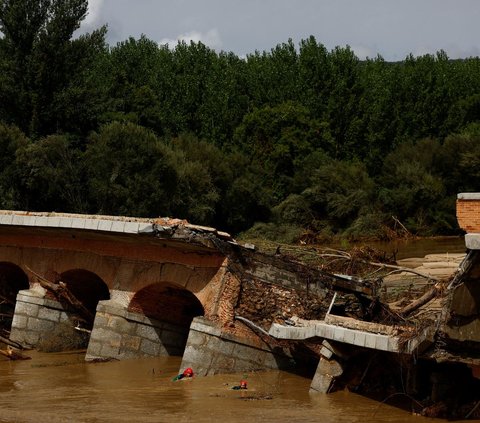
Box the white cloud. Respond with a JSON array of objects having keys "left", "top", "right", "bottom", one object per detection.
[
  {"left": 84, "top": 0, "right": 104, "bottom": 27},
  {"left": 351, "top": 45, "right": 377, "bottom": 60},
  {"left": 159, "top": 29, "right": 222, "bottom": 50}
]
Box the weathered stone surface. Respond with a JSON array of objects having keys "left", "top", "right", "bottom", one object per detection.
[
  {"left": 310, "top": 357, "right": 344, "bottom": 393},
  {"left": 14, "top": 301, "right": 40, "bottom": 317},
  {"left": 140, "top": 338, "right": 167, "bottom": 356},
  {"left": 27, "top": 317, "right": 55, "bottom": 332},
  {"left": 37, "top": 307, "right": 61, "bottom": 322},
  {"left": 11, "top": 314, "right": 27, "bottom": 329},
  {"left": 136, "top": 324, "right": 161, "bottom": 342}
]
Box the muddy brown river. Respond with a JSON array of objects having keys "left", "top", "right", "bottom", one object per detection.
[
  {"left": 0, "top": 237, "right": 469, "bottom": 423},
  {"left": 0, "top": 350, "right": 462, "bottom": 423}
]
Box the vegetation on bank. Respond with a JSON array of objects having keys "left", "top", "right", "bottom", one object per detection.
[{"left": 0, "top": 1, "right": 479, "bottom": 243}]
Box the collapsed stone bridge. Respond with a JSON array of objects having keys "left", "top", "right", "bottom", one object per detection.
[{"left": 0, "top": 210, "right": 339, "bottom": 374}]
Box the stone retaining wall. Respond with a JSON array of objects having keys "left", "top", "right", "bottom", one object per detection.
[
  {"left": 179, "top": 317, "right": 294, "bottom": 376},
  {"left": 85, "top": 300, "right": 189, "bottom": 361},
  {"left": 10, "top": 289, "right": 76, "bottom": 348}
]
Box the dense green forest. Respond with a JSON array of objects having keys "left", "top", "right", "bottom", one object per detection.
[{"left": 0, "top": 0, "right": 479, "bottom": 242}]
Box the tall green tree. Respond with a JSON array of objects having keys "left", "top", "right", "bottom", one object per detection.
[{"left": 0, "top": 0, "right": 106, "bottom": 136}]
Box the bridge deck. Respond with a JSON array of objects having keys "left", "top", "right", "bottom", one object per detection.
[{"left": 269, "top": 315, "right": 433, "bottom": 354}]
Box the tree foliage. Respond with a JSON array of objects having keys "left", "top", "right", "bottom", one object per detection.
[{"left": 0, "top": 4, "right": 480, "bottom": 240}]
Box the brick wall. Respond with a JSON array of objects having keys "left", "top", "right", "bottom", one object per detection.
[{"left": 457, "top": 193, "right": 480, "bottom": 233}]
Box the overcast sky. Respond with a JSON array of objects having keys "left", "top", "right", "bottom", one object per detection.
[{"left": 81, "top": 0, "right": 480, "bottom": 61}]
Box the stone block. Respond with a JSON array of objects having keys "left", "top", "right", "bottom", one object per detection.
[
  {"left": 374, "top": 334, "right": 389, "bottom": 351},
  {"left": 86, "top": 340, "right": 102, "bottom": 357},
  {"left": 90, "top": 327, "right": 121, "bottom": 345},
  {"left": 123, "top": 222, "right": 140, "bottom": 234},
  {"left": 343, "top": 328, "right": 355, "bottom": 345},
  {"left": 100, "top": 343, "right": 120, "bottom": 358},
  {"left": 11, "top": 314, "right": 28, "bottom": 329},
  {"left": 310, "top": 357, "right": 344, "bottom": 394},
  {"left": 97, "top": 220, "right": 113, "bottom": 232},
  {"left": 12, "top": 215, "right": 25, "bottom": 226},
  {"left": 353, "top": 331, "right": 366, "bottom": 348},
  {"left": 111, "top": 221, "right": 126, "bottom": 233},
  {"left": 365, "top": 333, "right": 377, "bottom": 349},
  {"left": 84, "top": 219, "right": 100, "bottom": 230},
  {"left": 35, "top": 216, "right": 49, "bottom": 227},
  {"left": 209, "top": 356, "right": 236, "bottom": 373},
  {"left": 140, "top": 338, "right": 166, "bottom": 356},
  {"left": 181, "top": 345, "right": 213, "bottom": 373},
  {"left": 27, "top": 317, "right": 55, "bottom": 332},
  {"left": 22, "top": 331, "right": 40, "bottom": 347},
  {"left": 184, "top": 330, "right": 207, "bottom": 347},
  {"left": 117, "top": 349, "right": 143, "bottom": 360},
  {"left": 14, "top": 301, "right": 40, "bottom": 317},
  {"left": 38, "top": 307, "right": 61, "bottom": 322},
  {"left": 69, "top": 218, "right": 85, "bottom": 229},
  {"left": 320, "top": 346, "right": 333, "bottom": 359},
  {"left": 120, "top": 334, "right": 141, "bottom": 351},
  {"left": 0, "top": 214, "right": 13, "bottom": 225},
  {"left": 206, "top": 336, "right": 235, "bottom": 356},
  {"left": 137, "top": 223, "right": 154, "bottom": 233},
  {"left": 136, "top": 324, "right": 161, "bottom": 342},
  {"left": 91, "top": 314, "right": 108, "bottom": 329},
  {"left": 190, "top": 318, "right": 222, "bottom": 337},
  {"left": 107, "top": 315, "right": 136, "bottom": 335},
  {"left": 47, "top": 217, "right": 61, "bottom": 227},
  {"left": 58, "top": 218, "right": 74, "bottom": 228}
]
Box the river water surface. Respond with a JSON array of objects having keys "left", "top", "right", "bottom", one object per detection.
[
  {"left": 0, "top": 237, "right": 470, "bottom": 423},
  {"left": 0, "top": 351, "right": 452, "bottom": 423}
]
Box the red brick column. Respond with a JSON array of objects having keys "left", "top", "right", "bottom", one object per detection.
[{"left": 457, "top": 193, "right": 480, "bottom": 233}]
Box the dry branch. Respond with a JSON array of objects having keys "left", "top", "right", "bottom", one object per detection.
[
  {"left": 399, "top": 284, "right": 442, "bottom": 317},
  {"left": 0, "top": 334, "right": 25, "bottom": 350},
  {"left": 0, "top": 346, "right": 30, "bottom": 360},
  {"left": 25, "top": 266, "right": 94, "bottom": 324}
]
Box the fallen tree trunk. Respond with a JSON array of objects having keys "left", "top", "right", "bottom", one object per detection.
[{"left": 399, "top": 284, "right": 441, "bottom": 317}]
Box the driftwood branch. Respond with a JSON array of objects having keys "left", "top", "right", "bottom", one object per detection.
[
  {"left": 0, "top": 334, "right": 25, "bottom": 350},
  {"left": 0, "top": 346, "right": 31, "bottom": 360},
  {"left": 25, "top": 266, "right": 94, "bottom": 324},
  {"left": 317, "top": 252, "right": 439, "bottom": 281},
  {"left": 0, "top": 293, "right": 15, "bottom": 306},
  {"left": 399, "top": 284, "right": 442, "bottom": 317}
]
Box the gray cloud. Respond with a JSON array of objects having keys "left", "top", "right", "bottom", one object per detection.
[{"left": 78, "top": 0, "right": 480, "bottom": 60}]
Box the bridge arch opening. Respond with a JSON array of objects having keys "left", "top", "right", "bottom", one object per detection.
[
  {"left": 128, "top": 283, "right": 204, "bottom": 326},
  {"left": 0, "top": 262, "right": 29, "bottom": 332},
  {"left": 59, "top": 269, "right": 110, "bottom": 325}
]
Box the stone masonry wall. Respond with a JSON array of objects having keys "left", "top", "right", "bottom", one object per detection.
[
  {"left": 180, "top": 317, "right": 293, "bottom": 376},
  {"left": 10, "top": 289, "right": 76, "bottom": 348},
  {"left": 86, "top": 300, "right": 189, "bottom": 361}
]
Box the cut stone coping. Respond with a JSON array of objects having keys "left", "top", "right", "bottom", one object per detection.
[
  {"left": 465, "top": 234, "right": 480, "bottom": 250},
  {"left": 458, "top": 193, "right": 480, "bottom": 200},
  {"left": 0, "top": 209, "right": 234, "bottom": 243}
]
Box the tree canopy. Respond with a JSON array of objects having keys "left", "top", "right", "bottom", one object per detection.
[{"left": 1, "top": 2, "right": 480, "bottom": 242}]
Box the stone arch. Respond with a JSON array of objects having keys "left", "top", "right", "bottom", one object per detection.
[
  {"left": 59, "top": 269, "right": 110, "bottom": 316},
  {"left": 0, "top": 262, "right": 29, "bottom": 332},
  {"left": 128, "top": 282, "right": 204, "bottom": 327}
]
